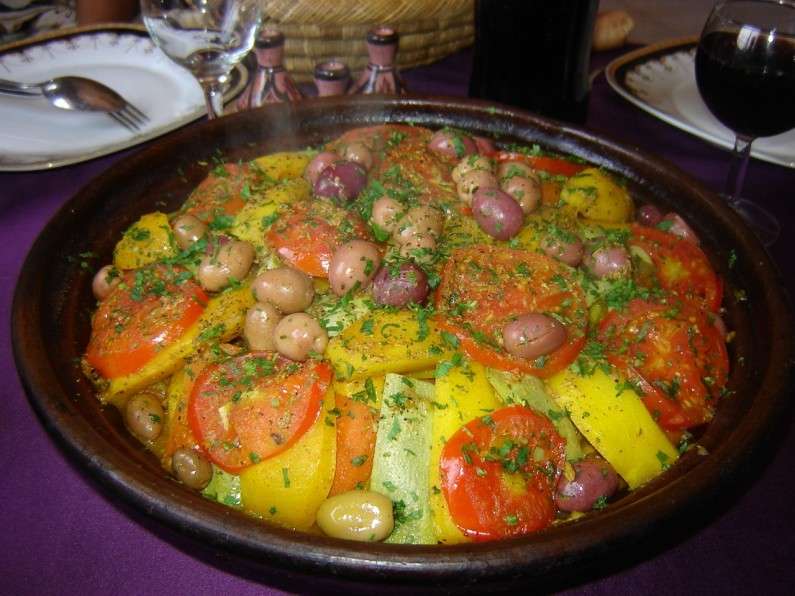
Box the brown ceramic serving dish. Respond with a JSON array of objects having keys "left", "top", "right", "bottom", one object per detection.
[{"left": 12, "top": 96, "right": 794, "bottom": 592}]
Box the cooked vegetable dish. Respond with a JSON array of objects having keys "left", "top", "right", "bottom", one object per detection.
[{"left": 83, "top": 124, "right": 729, "bottom": 543}]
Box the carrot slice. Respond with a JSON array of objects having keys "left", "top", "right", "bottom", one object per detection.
[{"left": 328, "top": 393, "right": 378, "bottom": 496}]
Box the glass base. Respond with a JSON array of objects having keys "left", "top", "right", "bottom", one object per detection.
[{"left": 722, "top": 195, "right": 780, "bottom": 247}]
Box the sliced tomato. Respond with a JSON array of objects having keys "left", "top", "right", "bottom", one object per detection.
[
  {"left": 331, "top": 124, "right": 426, "bottom": 153},
  {"left": 266, "top": 200, "right": 370, "bottom": 277},
  {"left": 181, "top": 162, "right": 253, "bottom": 223},
  {"left": 598, "top": 299, "right": 729, "bottom": 431},
  {"left": 540, "top": 180, "right": 563, "bottom": 206},
  {"left": 374, "top": 129, "right": 457, "bottom": 206},
  {"left": 495, "top": 151, "right": 587, "bottom": 178},
  {"left": 85, "top": 266, "right": 207, "bottom": 379},
  {"left": 630, "top": 225, "right": 722, "bottom": 312},
  {"left": 434, "top": 246, "right": 588, "bottom": 378},
  {"left": 332, "top": 124, "right": 458, "bottom": 208},
  {"left": 188, "top": 355, "right": 332, "bottom": 473},
  {"left": 440, "top": 405, "right": 566, "bottom": 541}
]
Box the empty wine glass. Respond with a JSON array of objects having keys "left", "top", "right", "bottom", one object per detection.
[
  {"left": 140, "top": 0, "right": 262, "bottom": 119},
  {"left": 695, "top": 0, "right": 795, "bottom": 246}
]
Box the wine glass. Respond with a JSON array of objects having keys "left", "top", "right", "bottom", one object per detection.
[
  {"left": 694, "top": 0, "right": 795, "bottom": 246},
  {"left": 140, "top": 0, "right": 262, "bottom": 119}
]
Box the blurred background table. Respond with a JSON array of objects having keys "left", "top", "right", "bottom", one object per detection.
[{"left": 2, "top": 25, "right": 794, "bottom": 596}]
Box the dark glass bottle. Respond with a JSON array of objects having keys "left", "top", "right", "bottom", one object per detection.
[{"left": 469, "top": 0, "right": 598, "bottom": 123}]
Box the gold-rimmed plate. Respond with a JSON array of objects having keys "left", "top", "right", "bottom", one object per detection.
[
  {"left": 0, "top": 24, "right": 248, "bottom": 171},
  {"left": 606, "top": 37, "right": 795, "bottom": 169}
]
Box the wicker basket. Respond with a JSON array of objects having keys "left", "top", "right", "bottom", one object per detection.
[{"left": 264, "top": 0, "right": 474, "bottom": 82}]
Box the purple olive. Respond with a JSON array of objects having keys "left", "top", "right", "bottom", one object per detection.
[
  {"left": 304, "top": 151, "right": 339, "bottom": 185},
  {"left": 502, "top": 313, "right": 567, "bottom": 360},
  {"left": 636, "top": 203, "right": 663, "bottom": 227},
  {"left": 471, "top": 187, "right": 524, "bottom": 240},
  {"left": 583, "top": 245, "right": 631, "bottom": 279},
  {"left": 371, "top": 262, "right": 430, "bottom": 307},
  {"left": 661, "top": 212, "right": 700, "bottom": 245},
  {"left": 427, "top": 129, "right": 477, "bottom": 161},
  {"left": 541, "top": 234, "right": 584, "bottom": 267},
  {"left": 314, "top": 160, "right": 367, "bottom": 202},
  {"left": 555, "top": 457, "right": 619, "bottom": 513},
  {"left": 473, "top": 135, "right": 497, "bottom": 156}
]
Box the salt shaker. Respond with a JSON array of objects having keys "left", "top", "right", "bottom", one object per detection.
[
  {"left": 314, "top": 59, "right": 351, "bottom": 96},
  {"left": 237, "top": 27, "right": 302, "bottom": 110},
  {"left": 349, "top": 26, "right": 406, "bottom": 95}
]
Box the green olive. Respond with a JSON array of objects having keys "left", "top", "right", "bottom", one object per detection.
[
  {"left": 124, "top": 393, "right": 164, "bottom": 442},
  {"left": 171, "top": 447, "right": 213, "bottom": 490},
  {"left": 316, "top": 490, "right": 394, "bottom": 542}
]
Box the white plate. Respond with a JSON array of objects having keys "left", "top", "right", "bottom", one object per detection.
[
  {"left": 605, "top": 37, "right": 795, "bottom": 169},
  {"left": 0, "top": 25, "right": 248, "bottom": 171}
]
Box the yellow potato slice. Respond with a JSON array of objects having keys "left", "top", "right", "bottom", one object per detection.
[
  {"left": 429, "top": 360, "right": 501, "bottom": 544},
  {"left": 113, "top": 212, "right": 177, "bottom": 270},
  {"left": 546, "top": 367, "right": 679, "bottom": 489},
  {"left": 100, "top": 286, "right": 254, "bottom": 407},
  {"left": 239, "top": 387, "right": 336, "bottom": 530},
  {"left": 559, "top": 167, "right": 633, "bottom": 223},
  {"left": 325, "top": 310, "right": 452, "bottom": 381},
  {"left": 253, "top": 151, "right": 313, "bottom": 181}
]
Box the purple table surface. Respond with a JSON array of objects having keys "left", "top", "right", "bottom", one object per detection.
[{"left": 2, "top": 47, "right": 794, "bottom": 595}]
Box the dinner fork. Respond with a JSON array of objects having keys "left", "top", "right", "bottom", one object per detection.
[
  {"left": 106, "top": 102, "right": 149, "bottom": 132},
  {"left": 0, "top": 76, "right": 149, "bottom": 132}
]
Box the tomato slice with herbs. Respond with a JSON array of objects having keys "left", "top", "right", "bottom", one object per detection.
[
  {"left": 440, "top": 405, "right": 566, "bottom": 541},
  {"left": 630, "top": 225, "right": 722, "bottom": 312},
  {"left": 332, "top": 124, "right": 457, "bottom": 210},
  {"left": 85, "top": 266, "right": 207, "bottom": 379},
  {"left": 188, "top": 355, "right": 332, "bottom": 473},
  {"left": 598, "top": 299, "right": 729, "bottom": 431},
  {"left": 495, "top": 151, "right": 587, "bottom": 178},
  {"left": 266, "top": 200, "right": 370, "bottom": 277},
  {"left": 435, "top": 246, "right": 588, "bottom": 377},
  {"left": 181, "top": 162, "right": 255, "bottom": 223}
]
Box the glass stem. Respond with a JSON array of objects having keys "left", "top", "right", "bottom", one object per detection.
[
  {"left": 723, "top": 133, "right": 754, "bottom": 205},
  {"left": 201, "top": 80, "right": 225, "bottom": 119}
]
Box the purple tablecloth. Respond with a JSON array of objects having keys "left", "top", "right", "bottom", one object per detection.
[{"left": 2, "top": 47, "right": 793, "bottom": 595}]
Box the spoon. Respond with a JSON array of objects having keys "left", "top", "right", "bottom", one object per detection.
[{"left": 0, "top": 76, "right": 126, "bottom": 113}]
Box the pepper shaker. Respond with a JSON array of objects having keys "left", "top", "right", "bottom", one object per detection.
[
  {"left": 349, "top": 26, "right": 406, "bottom": 95},
  {"left": 237, "top": 27, "right": 302, "bottom": 110},
  {"left": 314, "top": 59, "right": 351, "bottom": 96}
]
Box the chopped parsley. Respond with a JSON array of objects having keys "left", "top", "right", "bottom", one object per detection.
[{"left": 350, "top": 455, "right": 368, "bottom": 467}]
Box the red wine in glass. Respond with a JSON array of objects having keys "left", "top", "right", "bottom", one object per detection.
[{"left": 694, "top": 0, "right": 795, "bottom": 246}]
